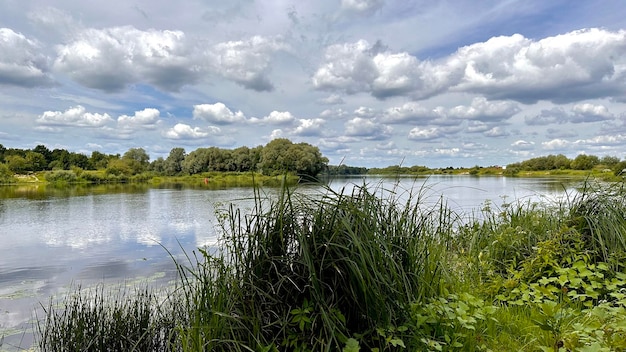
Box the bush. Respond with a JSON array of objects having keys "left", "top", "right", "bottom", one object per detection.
[{"left": 44, "top": 170, "right": 78, "bottom": 183}]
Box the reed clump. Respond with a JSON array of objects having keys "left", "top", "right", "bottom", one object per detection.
[{"left": 175, "top": 184, "right": 452, "bottom": 351}]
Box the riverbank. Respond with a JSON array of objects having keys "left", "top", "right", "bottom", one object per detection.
[
  {"left": 31, "top": 179, "right": 626, "bottom": 351},
  {"left": 2, "top": 170, "right": 300, "bottom": 188}
]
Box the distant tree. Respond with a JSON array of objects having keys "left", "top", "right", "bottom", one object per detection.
[
  {"left": 122, "top": 148, "right": 150, "bottom": 174},
  {"left": 182, "top": 148, "right": 210, "bottom": 174},
  {"left": 6, "top": 155, "right": 28, "bottom": 173},
  {"left": 259, "top": 139, "right": 328, "bottom": 177},
  {"left": 69, "top": 153, "right": 90, "bottom": 169},
  {"left": 232, "top": 146, "right": 253, "bottom": 172},
  {"left": 25, "top": 152, "right": 47, "bottom": 172},
  {"left": 571, "top": 154, "right": 599, "bottom": 170},
  {"left": 150, "top": 157, "right": 166, "bottom": 173},
  {"left": 164, "top": 148, "right": 186, "bottom": 175},
  {"left": 32, "top": 145, "right": 52, "bottom": 166},
  {"left": 89, "top": 151, "right": 110, "bottom": 169},
  {"left": 50, "top": 149, "right": 71, "bottom": 170},
  {"left": 0, "top": 144, "right": 5, "bottom": 162},
  {"left": 600, "top": 155, "right": 620, "bottom": 167}
]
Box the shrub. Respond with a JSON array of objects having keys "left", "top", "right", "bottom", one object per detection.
[{"left": 44, "top": 170, "right": 78, "bottom": 183}]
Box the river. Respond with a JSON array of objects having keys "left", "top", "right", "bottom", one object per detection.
[{"left": 0, "top": 175, "right": 580, "bottom": 350}]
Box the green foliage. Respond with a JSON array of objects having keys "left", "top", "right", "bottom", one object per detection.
[
  {"left": 38, "top": 285, "right": 182, "bottom": 351},
  {"left": 259, "top": 138, "right": 328, "bottom": 177},
  {"left": 174, "top": 184, "right": 450, "bottom": 351},
  {"left": 0, "top": 163, "right": 15, "bottom": 183},
  {"left": 44, "top": 170, "right": 78, "bottom": 183},
  {"left": 411, "top": 292, "right": 497, "bottom": 351}
]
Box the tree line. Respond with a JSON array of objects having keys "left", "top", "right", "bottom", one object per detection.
[
  {"left": 0, "top": 138, "right": 329, "bottom": 180},
  {"left": 505, "top": 154, "right": 626, "bottom": 175}
]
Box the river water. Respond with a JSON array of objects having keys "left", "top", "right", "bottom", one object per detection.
[{"left": 0, "top": 175, "right": 580, "bottom": 350}]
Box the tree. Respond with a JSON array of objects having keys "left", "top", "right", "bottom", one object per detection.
[
  {"left": 164, "top": 148, "right": 186, "bottom": 176},
  {"left": 6, "top": 155, "right": 28, "bottom": 173},
  {"left": 89, "top": 151, "right": 110, "bottom": 169},
  {"left": 259, "top": 139, "right": 328, "bottom": 177},
  {"left": 122, "top": 148, "right": 150, "bottom": 174},
  {"left": 571, "top": 154, "right": 599, "bottom": 170},
  {"left": 32, "top": 145, "right": 52, "bottom": 166},
  {"left": 600, "top": 155, "right": 620, "bottom": 167},
  {"left": 182, "top": 148, "right": 210, "bottom": 174},
  {"left": 50, "top": 149, "right": 71, "bottom": 170},
  {"left": 69, "top": 152, "right": 90, "bottom": 169},
  {"left": 25, "top": 152, "right": 47, "bottom": 172}
]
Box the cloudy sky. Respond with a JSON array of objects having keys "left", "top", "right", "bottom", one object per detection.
[{"left": 1, "top": 0, "right": 626, "bottom": 168}]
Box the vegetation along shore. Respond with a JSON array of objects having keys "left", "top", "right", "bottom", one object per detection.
[
  {"left": 29, "top": 179, "right": 626, "bottom": 351},
  {"left": 2, "top": 139, "right": 626, "bottom": 185}
]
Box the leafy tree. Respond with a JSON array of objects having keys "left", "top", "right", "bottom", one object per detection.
[
  {"left": 182, "top": 148, "right": 210, "bottom": 174},
  {"left": 150, "top": 157, "right": 166, "bottom": 173},
  {"left": 32, "top": 145, "right": 52, "bottom": 166},
  {"left": 600, "top": 155, "right": 620, "bottom": 167},
  {"left": 6, "top": 155, "right": 28, "bottom": 173},
  {"left": 571, "top": 154, "right": 599, "bottom": 170},
  {"left": 259, "top": 139, "right": 328, "bottom": 177},
  {"left": 89, "top": 151, "right": 110, "bottom": 169},
  {"left": 0, "top": 144, "right": 5, "bottom": 163},
  {"left": 50, "top": 149, "right": 71, "bottom": 170},
  {"left": 164, "top": 148, "right": 186, "bottom": 175},
  {"left": 25, "top": 152, "right": 47, "bottom": 172},
  {"left": 69, "top": 153, "right": 90, "bottom": 170},
  {"left": 122, "top": 148, "right": 150, "bottom": 174}
]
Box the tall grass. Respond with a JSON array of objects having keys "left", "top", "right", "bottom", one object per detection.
[
  {"left": 38, "top": 284, "right": 184, "bottom": 351},
  {"left": 175, "top": 183, "right": 453, "bottom": 351}
]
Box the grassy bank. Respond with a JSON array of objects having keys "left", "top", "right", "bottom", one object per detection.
[
  {"left": 35, "top": 180, "right": 626, "bottom": 351},
  {"left": 4, "top": 170, "right": 300, "bottom": 188}
]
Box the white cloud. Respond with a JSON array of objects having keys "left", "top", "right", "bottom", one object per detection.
[
  {"left": 54, "top": 26, "right": 197, "bottom": 92},
  {"left": 293, "top": 118, "right": 325, "bottom": 136},
  {"left": 511, "top": 140, "right": 535, "bottom": 150},
  {"left": 318, "top": 94, "right": 345, "bottom": 105},
  {"left": 313, "top": 29, "right": 626, "bottom": 103},
  {"left": 354, "top": 106, "right": 377, "bottom": 118},
  {"left": 483, "top": 126, "right": 509, "bottom": 137},
  {"left": 163, "top": 123, "right": 218, "bottom": 140},
  {"left": 0, "top": 28, "right": 53, "bottom": 87},
  {"left": 542, "top": 138, "right": 571, "bottom": 150},
  {"left": 208, "top": 36, "right": 286, "bottom": 91},
  {"left": 118, "top": 108, "right": 160, "bottom": 129},
  {"left": 344, "top": 117, "right": 392, "bottom": 140},
  {"left": 37, "top": 105, "right": 113, "bottom": 127},
  {"left": 446, "top": 28, "right": 626, "bottom": 103},
  {"left": 408, "top": 127, "right": 441, "bottom": 140},
  {"left": 341, "top": 0, "right": 384, "bottom": 15},
  {"left": 570, "top": 103, "right": 614, "bottom": 123},
  {"left": 380, "top": 102, "right": 439, "bottom": 124},
  {"left": 250, "top": 111, "right": 295, "bottom": 125},
  {"left": 193, "top": 103, "right": 246, "bottom": 124},
  {"left": 313, "top": 40, "right": 423, "bottom": 99},
  {"left": 447, "top": 97, "right": 520, "bottom": 122},
  {"left": 526, "top": 103, "right": 615, "bottom": 126}
]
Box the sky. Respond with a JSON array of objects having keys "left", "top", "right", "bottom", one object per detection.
[{"left": 1, "top": 0, "right": 626, "bottom": 168}]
